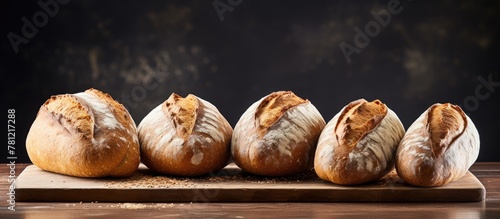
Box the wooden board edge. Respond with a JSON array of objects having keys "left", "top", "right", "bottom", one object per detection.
[{"left": 16, "top": 187, "right": 486, "bottom": 203}]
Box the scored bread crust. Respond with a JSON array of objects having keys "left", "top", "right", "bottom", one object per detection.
[
  {"left": 138, "top": 93, "right": 233, "bottom": 176},
  {"left": 395, "top": 103, "right": 480, "bottom": 187},
  {"left": 26, "top": 88, "right": 140, "bottom": 177},
  {"left": 314, "top": 99, "right": 405, "bottom": 185},
  {"left": 231, "top": 91, "right": 326, "bottom": 176}
]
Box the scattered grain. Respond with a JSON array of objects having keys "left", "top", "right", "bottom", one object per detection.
[
  {"left": 104, "top": 165, "right": 320, "bottom": 188},
  {"left": 103, "top": 164, "right": 403, "bottom": 189}
]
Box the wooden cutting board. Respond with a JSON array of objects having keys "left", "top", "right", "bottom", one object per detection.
[{"left": 15, "top": 164, "right": 485, "bottom": 202}]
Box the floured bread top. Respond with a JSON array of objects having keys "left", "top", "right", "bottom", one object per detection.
[
  {"left": 255, "top": 91, "right": 308, "bottom": 131},
  {"left": 334, "top": 99, "right": 388, "bottom": 148},
  {"left": 165, "top": 93, "right": 199, "bottom": 139},
  {"left": 42, "top": 88, "right": 128, "bottom": 140},
  {"left": 428, "top": 103, "right": 467, "bottom": 158}
]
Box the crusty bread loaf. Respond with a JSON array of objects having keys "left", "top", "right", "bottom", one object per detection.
[
  {"left": 138, "top": 93, "right": 232, "bottom": 176},
  {"left": 231, "top": 91, "right": 326, "bottom": 176},
  {"left": 396, "top": 103, "right": 480, "bottom": 187},
  {"left": 314, "top": 99, "right": 405, "bottom": 185},
  {"left": 26, "top": 88, "right": 140, "bottom": 177}
]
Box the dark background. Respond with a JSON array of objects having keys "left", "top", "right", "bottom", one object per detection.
[{"left": 1, "top": 0, "right": 499, "bottom": 163}]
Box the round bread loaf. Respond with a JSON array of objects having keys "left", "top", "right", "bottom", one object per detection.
[
  {"left": 138, "top": 93, "right": 232, "bottom": 176},
  {"left": 26, "top": 88, "right": 140, "bottom": 177},
  {"left": 231, "top": 91, "right": 326, "bottom": 176},
  {"left": 396, "top": 103, "right": 480, "bottom": 187},
  {"left": 314, "top": 99, "right": 405, "bottom": 185}
]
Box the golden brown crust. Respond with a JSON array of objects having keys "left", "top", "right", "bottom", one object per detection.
[
  {"left": 138, "top": 93, "right": 232, "bottom": 176},
  {"left": 26, "top": 88, "right": 140, "bottom": 178},
  {"left": 396, "top": 103, "right": 480, "bottom": 187},
  {"left": 255, "top": 91, "right": 307, "bottom": 133},
  {"left": 428, "top": 103, "right": 467, "bottom": 158},
  {"left": 165, "top": 93, "right": 199, "bottom": 139},
  {"left": 231, "top": 91, "right": 326, "bottom": 176},
  {"left": 43, "top": 94, "right": 94, "bottom": 138},
  {"left": 314, "top": 99, "right": 405, "bottom": 185},
  {"left": 335, "top": 99, "right": 387, "bottom": 149}
]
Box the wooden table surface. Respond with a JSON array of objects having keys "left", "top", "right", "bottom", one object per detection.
[{"left": 1, "top": 163, "right": 500, "bottom": 219}]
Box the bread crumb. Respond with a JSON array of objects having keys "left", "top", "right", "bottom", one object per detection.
[
  {"left": 104, "top": 165, "right": 320, "bottom": 189},
  {"left": 120, "top": 203, "right": 147, "bottom": 209},
  {"left": 103, "top": 164, "right": 406, "bottom": 194}
]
